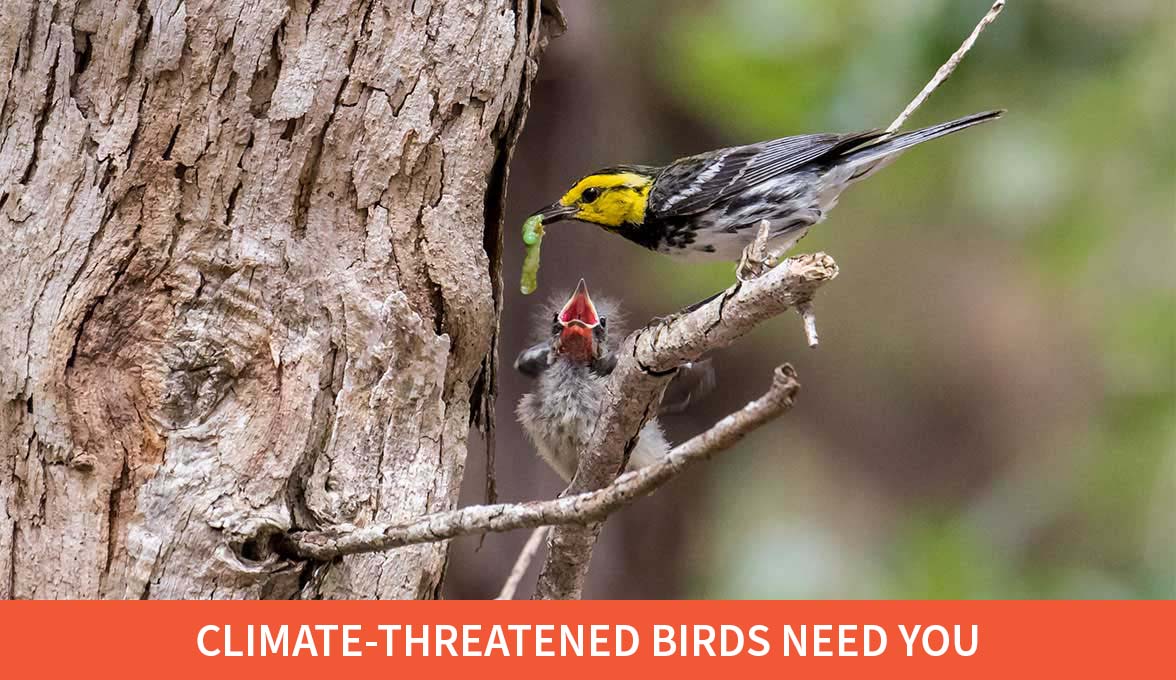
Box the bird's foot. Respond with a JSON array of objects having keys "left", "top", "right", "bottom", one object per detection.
[
  {"left": 736, "top": 250, "right": 771, "bottom": 283},
  {"left": 736, "top": 220, "right": 774, "bottom": 283}
]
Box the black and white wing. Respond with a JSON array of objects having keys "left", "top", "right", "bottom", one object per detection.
[
  {"left": 647, "top": 129, "right": 886, "bottom": 217},
  {"left": 514, "top": 342, "right": 552, "bottom": 378},
  {"left": 657, "top": 360, "right": 716, "bottom": 416}
]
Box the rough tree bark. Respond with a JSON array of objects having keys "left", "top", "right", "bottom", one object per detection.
[{"left": 0, "top": 0, "right": 558, "bottom": 599}]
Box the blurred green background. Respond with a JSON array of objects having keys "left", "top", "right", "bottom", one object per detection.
[{"left": 446, "top": 0, "right": 1175, "bottom": 599}]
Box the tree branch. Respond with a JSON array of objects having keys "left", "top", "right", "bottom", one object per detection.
[
  {"left": 533, "top": 254, "right": 836, "bottom": 599},
  {"left": 282, "top": 366, "right": 801, "bottom": 562},
  {"left": 887, "top": 0, "right": 1006, "bottom": 133},
  {"left": 497, "top": 526, "right": 550, "bottom": 600}
]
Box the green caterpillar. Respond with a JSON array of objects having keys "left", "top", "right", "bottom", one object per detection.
[{"left": 520, "top": 214, "right": 544, "bottom": 295}]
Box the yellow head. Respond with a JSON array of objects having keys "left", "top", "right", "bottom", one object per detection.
[{"left": 533, "top": 169, "right": 654, "bottom": 230}]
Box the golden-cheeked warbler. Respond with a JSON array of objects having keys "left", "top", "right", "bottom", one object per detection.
[{"left": 529, "top": 111, "right": 1003, "bottom": 261}]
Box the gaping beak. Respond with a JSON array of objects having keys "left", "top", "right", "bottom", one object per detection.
[
  {"left": 558, "top": 279, "right": 600, "bottom": 329},
  {"left": 532, "top": 201, "right": 578, "bottom": 224},
  {"left": 556, "top": 279, "right": 599, "bottom": 361}
]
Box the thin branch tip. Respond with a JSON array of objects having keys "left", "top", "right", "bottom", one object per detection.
[
  {"left": 497, "top": 526, "right": 550, "bottom": 600},
  {"left": 798, "top": 303, "right": 820, "bottom": 348},
  {"left": 773, "top": 363, "right": 801, "bottom": 394},
  {"left": 887, "top": 0, "right": 1006, "bottom": 133}
]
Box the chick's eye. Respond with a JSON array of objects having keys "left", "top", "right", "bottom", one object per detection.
[{"left": 581, "top": 187, "right": 600, "bottom": 203}]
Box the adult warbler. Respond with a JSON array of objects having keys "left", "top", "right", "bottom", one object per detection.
[{"left": 529, "top": 111, "right": 1003, "bottom": 261}]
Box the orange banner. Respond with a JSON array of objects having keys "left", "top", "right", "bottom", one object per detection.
[{"left": 0, "top": 601, "right": 1168, "bottom": 678}]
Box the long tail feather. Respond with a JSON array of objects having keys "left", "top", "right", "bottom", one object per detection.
[{"left": 841, "top": 110, "right": 1004, "bottom": 172}]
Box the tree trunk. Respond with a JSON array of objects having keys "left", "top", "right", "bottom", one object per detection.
[{"left": 0, "top": 0, "right": 555, "bottom": 599}]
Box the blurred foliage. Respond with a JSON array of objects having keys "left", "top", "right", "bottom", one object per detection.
[{"left": 595, "top": 0, "right": 1174, "bottom": 599}]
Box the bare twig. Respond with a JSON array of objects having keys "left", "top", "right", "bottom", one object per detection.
[
  {"left": 282, "top": 367, "right": 801, "bottom": 561},
  {"left": 798, "top": 303, "right": 819, "bottom": 348},
  {"left": 887, "top": 0, "right": 1006, "bottom": 133},
  {"left": 533, "top": 255, "right": 836, "bottom": 599},
  {"left": 496, "top": 526, "right": 550, "bottom": 600}
]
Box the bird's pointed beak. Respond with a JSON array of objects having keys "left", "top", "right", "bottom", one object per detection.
[
  {"left": 558, "top": 279, "right": 600, "bottom": 329},
  {"left": 556, "top": 279, "right": 599, "bottom": 361},
  {"left": 532, "top": 201, "right": 578, "bottom": 224}
]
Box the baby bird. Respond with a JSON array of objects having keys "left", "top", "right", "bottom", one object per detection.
[{"left": 515, "top": 281, "right": 680, "bottom": 482}]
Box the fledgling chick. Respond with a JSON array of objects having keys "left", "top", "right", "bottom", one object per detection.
[{"left": 515, "top": 280, "right": 671, "bottom": 482}]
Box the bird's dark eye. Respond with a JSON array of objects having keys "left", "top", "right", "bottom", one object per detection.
[
  {"left": 599, "top": 317, "right": 607, "bottom": 329},
  {"left": 581, "top": 187, "right": 601, "bottom": 203}
]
